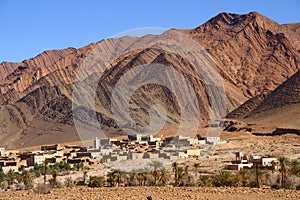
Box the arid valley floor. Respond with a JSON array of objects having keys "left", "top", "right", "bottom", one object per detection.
[{"left": 0, "top": 187, "right": 300, "bottom": 200}]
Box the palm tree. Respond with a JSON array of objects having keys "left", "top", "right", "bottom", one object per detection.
[
  {"left": 279, "top": 157, "right": 288, "bottom": 188},
  {"left": 126, "top": 171, "right": 135, "bottom": 186},
  {"left": 148, "top": 161, "right": 162, "bottom": 185},
  {"left": 107, "top": 169, "right": 126, "bottom": 187},
  {"left": 253, "top": 162, "right": 263, "bottom": 188},
  {"left": 142, "top": 171, "right": 150, "bottom": 186},
  {"left": 177, "top": 166, "right": 185, "bottom": 186},
  {"left": 193, "top": 163, "right": 200, "bottom": 178},
  {"left": 116, "top": 170, "right": 126, "bottom": 187},
  {"left": 290, "top": 160, "right": 299, "bottom": 175},
  {"left": 15, "top": 172, "right": 23, "bottom": 184},
  {"left": 172, "top": 162, "right": 178, "bottom": 186},
  {"left": 6, "top": 169, "right": 15, "bottom": 185},
  {"left": 184, "top": 165, "right": 193, "bottom": 186},
  {"left": 20, "top": 171, "right": 34, "bottom": 189},
  {"left": 107, "top": 170, "right": 117, "bottom": 187},
  {"left": 88, "top": 176, "right": 105, "bottom": 187},
  {"left": 50, "top": 168, "right": 59, "bottom": 184},
  {"left": 239, "top": 169, "right": 251, "bottom": 187},
  {"left": 0, "top": 171, "right": 5, "bottom": 185},
  {"left": 78, "top": 162, "right": 84, "bottom": 171},
  {"left": 82, "top": 166, "right": 89, "bottom": 185},
  {"left": 158, "top": 167, "right": 170, "bottom": 186},
  {"left": 42, "top": 160, "right": 49, "bottom": 185},
  {"left": 134, "top": 168, "right": 148, "bottom": 186},
  {"left": 213, "top": 170, "right": 241, "bottom": 187}
]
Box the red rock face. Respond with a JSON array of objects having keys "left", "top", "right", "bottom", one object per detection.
[
  {"left": 0, "top": 12, "right": 299, "bottom": 148},
  {"left": 179, "top": 12, "right": 300, "bottom": 98}
]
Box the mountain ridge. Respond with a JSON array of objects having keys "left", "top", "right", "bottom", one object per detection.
[{"left": 1, "top": 11, "right": 299, "bottom": 148}]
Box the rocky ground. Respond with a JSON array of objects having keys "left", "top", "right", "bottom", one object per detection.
[{"left": 0, "top": 187, "right": 300, "bottom": 200}]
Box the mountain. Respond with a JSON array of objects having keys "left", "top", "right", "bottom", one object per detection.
[
  {"left": 179, "top": 12, "right": 300, "bottom": 97},
  {"left": 240, "top": 70, "right": 300, "bottom": 128},
  {"left": 0, "top": 12, "right": 299, "bottom": 148}
]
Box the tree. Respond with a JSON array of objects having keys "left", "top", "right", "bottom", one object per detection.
[
  {"left": 0, "top": 171, "right": 5, "bottom": 185},
  {"left": 15, "top": 172, "right": 23, "bottom": 185},
  {"left": 42, "top": 160, "right": 49, "bottom": 185},
  {"left": 49, "top": 168, "right": 59, "bottom": 187},
  {"left": 198, "top": 175, "right": 213, "bottom": 187},
  {"left": 193, "top": 163, "right": 200, "bottom": 178},
  {"left": 79, "top": 162, "right": 84, "bottom": 171},
  {"left": 19, "top": 171, "right": 34, "bottom": 189},
  {"left": 51, "top": 168, "right": 59, "bottom": 182},
  {"left": 238, "top": 169, "right": 252, "bottom": 187},
  {"left": 172, "top": 162, "right": 178, "bottom": 186},
  {"left": 88, "top": 176, "right": 105, "bottom": 187},
  {"left": 177, "top": 166, "right": 185, "bottom": 186},
  {"left": 127, "top": 171, "right": 138, "bottom": 186},
  {"left": 253, "top": 163, "right": 263, "bottom": 188},
  {"left": 64, "top": 177, "right": 74, "bottom": 187},
  {"left": 184, "top": 165, "right": 193, "bottom": 186},
  {"left": 290, "top": 160, "right": 299, "bottom": 176},
  {"left": 136, "top": 170, "right": 149, "bottom": 186},
  {"left": 279, "top": 157, "right": 288, "bottom": 188},
  {"left": 107, "top": 169, "right": 126, "bottom": 187},
  {"left": 6, "top": 169, "right": 15, "bottom": 185},
  {"left": 32, "top": 164, "right": 42, "bottom": 177},
  {"left": 148, "top": 161, "right": 162, "bottom": 185},
  {"left": 141, "top": 171, "right": 149, "bottom": 186},
  {"left": 82, "top": 166, "right": 89, "bottom": 185},
  {"left": 213, "top": 170, "right": 241, "bottom": 187},
  {"left": 116, "top": 170, "right": 126, "bottom": 186},
  {"left": 107, "top": 170, "right": 117, "bottom": 187},
  {"left": 59, "top": 160, "right": 70, "bottom": 171},
  {"left": 158, "top": 167, "right": 170, "bottom": 186},
  {"left": 136, "top": 172, "right": 143, "bottom": 186}
]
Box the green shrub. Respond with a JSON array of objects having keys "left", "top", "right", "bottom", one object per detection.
[
  {"left": 88, "top": 176, "right": 105, "bottom": 187},
  {"left": 198, "top": 175, "right": 213, "bottom": 187},
  {"left": 49, "top": 178, "right": 62, "bottom": 188},
  {"left": 213, "top": 170, "right": 241, "bottom": 187},
  {"left": 64, "top": 177, "right": 74, "bottom": 187}
]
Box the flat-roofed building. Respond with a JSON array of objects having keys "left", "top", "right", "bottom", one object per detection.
[
  {"left": 0, "top": 147, "right": 5, "bottom": 156},
  {"left": 187, "top": 149, "right": 201, "bottom": 157},
  {"left": 41, "top": 144, "right": 60, "bottom": 151},
  {"left": 34, "top": 154, "right": 45, "bottom": 165},
  {"left": 205, "top": 137, "right": 220, "bottom": 145},
  {"left": 262, "top": 157, "right": 278, "bottom": 167},
  {"left": 228, "top": 163, "right": 253, "bottom": 171}
]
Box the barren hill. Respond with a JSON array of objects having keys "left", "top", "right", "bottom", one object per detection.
[
  {"left": 243, "top": 70, "right": 300, "bottom": 128},
  {"left": 0, "top": 11, "right": 299, "bottom": 148}
]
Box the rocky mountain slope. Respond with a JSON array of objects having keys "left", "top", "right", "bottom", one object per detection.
[
  {"left": 179, "top": 12, "right": 300, "bottom": 97},
  {"left": 243, "top": 70, "right": 300, "bottom": 128},
  {"left": 227, "top": 69, "right": 300, "bottom": 129},
  {"left": 0, "top": 11, "right": 299, "bottom": 148}
]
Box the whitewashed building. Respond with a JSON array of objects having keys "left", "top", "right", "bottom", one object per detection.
[
  {"left": 205, "top": 137, "right": 220, "bottom": 145},
  {"left": 0, "top": 147, "right": 5, "bottom": 156}
]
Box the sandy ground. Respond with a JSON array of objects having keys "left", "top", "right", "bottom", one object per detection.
[{"left": 0, "top": 187, "right": 299, "bottom": 200}]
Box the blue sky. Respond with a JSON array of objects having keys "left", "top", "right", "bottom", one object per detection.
[{"left": 0, "top": 0, "right": 299, "bottom": 63}]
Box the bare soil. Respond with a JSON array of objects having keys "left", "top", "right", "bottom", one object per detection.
[{"left": 0, "top": 187, "right": 299, "bottom": 200}]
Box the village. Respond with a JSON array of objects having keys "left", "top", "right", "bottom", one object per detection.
[
  {"left": 0, "top": 130, "right": 299, "bottom": 195},
  {"left": 0, "top": 133, "right": 281, "bottom": 174}
]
